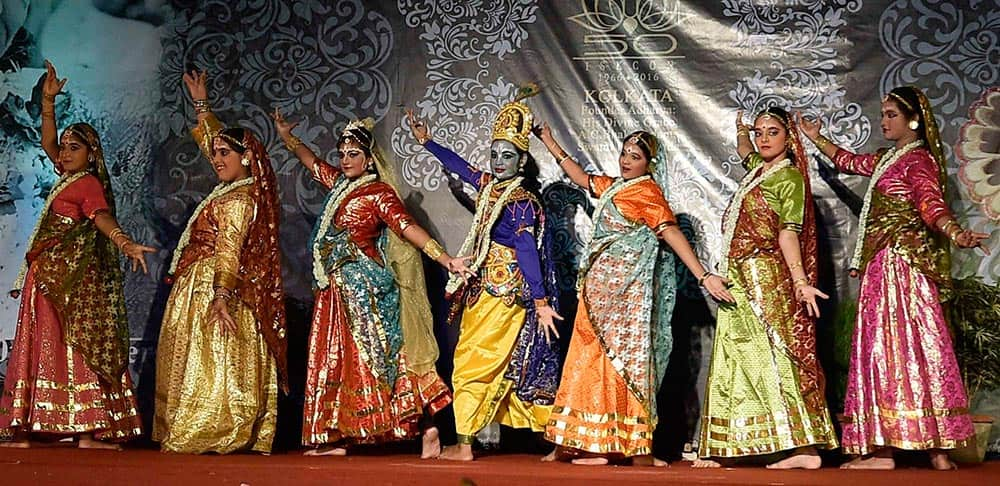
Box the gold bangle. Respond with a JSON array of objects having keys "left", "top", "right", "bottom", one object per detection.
[
  {"left": 793, "top": 277, "right": 809, "bottom": 287},
  {"left": 285, "top": 135, "right": 303, "bottom": 152},
  {"left": 213, "top": 287, "right": 233, "bottom": 301},
  {"left": 556, "top": 153, "right": 571, "bottom": 164},
  {"left": 416, "top": 135, "right": 430, "bottom": 145},
  {"left": 108, "top": 228, "right": 130, "bottom": 250},
  {"left": 736, "top": 126, "right": 750, "bottom": 138},
  {"left": 422, "top": 239, "right": 445, "bottom": 260},
  {"left": 788, "top": 261, "right": 803, "bottom": 271},
  {"left": 533, "top": 298, "right": 549, "bottom": 308},
  {"left": 814, "top": 136, "right": 830, "bottom": 151}
]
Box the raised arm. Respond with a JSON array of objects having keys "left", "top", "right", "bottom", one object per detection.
[
  {"left": 405, "top": 108, "right": 484, "bottom": 189},
  {"left": 796, "top": 111, "right": 878, "bottom": 176},
  {"left": 533, "top": 122, "right": 589, "bottom": 188},
  {"left": 272, "top": 107, "right": 320, "bottom": 173},
  {"left": 40, "top": 60, "right": 68, "bottom": 167},
  {"left": 735, "top": 111, "right": 755, "bottom": 162},
  {"left": 182, "top": 70, "right": 225, "bottom": 160}
]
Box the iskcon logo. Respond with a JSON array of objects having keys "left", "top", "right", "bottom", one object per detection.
[{"left": 570, "top": 0, "right": 692, "bottom": 59}]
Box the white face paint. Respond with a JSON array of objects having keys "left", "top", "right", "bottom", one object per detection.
[{"left": 489, "top": 139, "right": 523, "bottom": 180}]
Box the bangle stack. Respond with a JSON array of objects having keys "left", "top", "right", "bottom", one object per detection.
[
  {"left": 792, "top": 277, "right": 809, "bottom": 288},
  {"left": 736, "top": 126, "right": 750, "bottom": 138},
  {"left": 108, "top": 228, "right": 131, "bottom": 251},
  {"left": 213, "top": 287, "right": 234, "bottom": 302},
  {"left": 941, "top": 220, "right": 963, "bottom": 243},
  {"left": 193, "top": 98, "right": 211, "bottom": 114},
  {"left": 814, "top": 136, "right": 830, "bottom": 151},
  {"left": 697, "top": 271, "right": 714, "bottom": 287},
  {"left": 556, "top": 152, "right": 571, "bottom": 164}
]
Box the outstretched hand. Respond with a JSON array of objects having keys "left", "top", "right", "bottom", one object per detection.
[
  {"left": 445, "top": 255, "right": 476, "bottom": 284},
  {"left": 122, "top": 242, "right": 157, "bottom": 274},
  {"left": 405, "top": 108, "right": 430, "bottom": 143},
  {"left": 703, "top": 274, "right": 735, "bottom": 303},
  {"left": 794, "top": 112, "right": 822, "bottom": 141},
  {"left": 537, "top": 305, "right": 563, "bottom": 345},
  {"left": 182, "top": 70, "right": 208, "bottom": 101},
  {"left": 796, "top": 284, "right": 830, "bottom": 318},
  {"left": 955, "top": 229, "right": 992, "bottom": 255},
  {"left": 43, "top": 60, "right": 68, "bottom": 98},
  {"left": 271, "top": 107, "right": 300, "bottom": 140}
]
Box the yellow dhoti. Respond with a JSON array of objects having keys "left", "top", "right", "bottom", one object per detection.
[{"left": 452, "top": 292, "right": 551, "bottom": 440}]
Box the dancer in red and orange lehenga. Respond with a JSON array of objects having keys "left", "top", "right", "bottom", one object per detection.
[
  {"left": 0, "top": 61, "right": 154, "bottom": 450},
  {"left": 273, "top": 110, "right": 471, "bottom": 458}
]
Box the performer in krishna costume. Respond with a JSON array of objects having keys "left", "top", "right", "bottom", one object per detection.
[{"left": 406, "top": 86, "right": 565, "bottom": 461}]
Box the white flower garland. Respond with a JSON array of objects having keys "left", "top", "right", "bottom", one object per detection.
[
  {"left": 11, "top": 171, "right": 88, "bottom": 291},
  {"left": 717, "top": 158, "right": 792, "bottom": 277},
  {"left": 168, "top": 176, "right": 256, "bottom": 275},
  {"left": 311, "top": 173, "right": 377, "bottom": 289},
  {"left": 849, "top": 139, "right": 924, "bottom": 269},
  {"left": 445, "top": 176, "right": 525, "bottom": 295}
]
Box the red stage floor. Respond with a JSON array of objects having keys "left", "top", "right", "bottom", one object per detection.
[{"left": 1, "top": 448, "right": 995, "bottom": 485}]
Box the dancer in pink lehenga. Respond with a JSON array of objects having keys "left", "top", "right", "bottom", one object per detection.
[{"left": 798, "top": 86, "right": 992, "bottom": 470}]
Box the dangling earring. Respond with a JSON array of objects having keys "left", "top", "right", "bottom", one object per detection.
[
  {"left": 241, "top": 156, "right": 251, "bottom": 167},
  {"left": 365, "top": 161, "right": 374, "bottom": 172},
  {"left": 907, "top": 119, "right": 919, "bottom": 131},
  {"left": 88, "top": 154, "right": 95, "bottom": 164}
]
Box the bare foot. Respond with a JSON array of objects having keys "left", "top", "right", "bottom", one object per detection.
[
  {"left": 929, "top": 450, "right": 957, "bottom": 471},
  {"left": 304, "top": 446, "right": 347, "bottom": 456},
  {"left": 438, "top": 444, "right": 474, "bottom": 461},
  {"left": 571, "top": 457, "right": 609, "bottom": 465},
  {"left": 692, "top": 459, "right": 722, "bottom": 468},
  {"left": 541, "top": 450, "right": 558, "bottom": 462},
  {"left": 421, "top": 427, "right": 441, "bottom": 459},
  {"left": 632, "top": 455, "right": 668, "bottom": 467},
  {"left": 840, "top": 455, "right": 895, "bottom": 470},
  {"left": 767, "top": 453, "right": 821, "bottom": 470},
  {"left": 77, "top": 435, "right": 122, "bottom": 451},
  {"left": 0, "top": 440, "right": 31, "bottom": 449}
]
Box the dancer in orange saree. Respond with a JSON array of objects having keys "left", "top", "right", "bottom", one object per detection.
[
  {"left": 0, "top": 61, "right": 153, "bottom": 450},
  {"left": 536, "top": 126, "right": 733, "bottom": 466},
  {"left": 153, "top": 71, "right": 286, "bottom": 454}
]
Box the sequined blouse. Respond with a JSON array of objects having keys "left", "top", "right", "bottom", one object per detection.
[
  {"left": 833, "top": 146, "right": 952, "bottom": 227},
  {"left": 311, "top": 160, "right": 415, "bottom": 265}
]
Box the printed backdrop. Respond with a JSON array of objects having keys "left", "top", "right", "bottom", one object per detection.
[{"left": 1, "top": 0, "right": 997, "bottom": 451}]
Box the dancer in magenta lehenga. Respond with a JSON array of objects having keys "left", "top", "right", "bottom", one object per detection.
[{"left": 799, "top": 86, "right": 992, "bottom": 470}]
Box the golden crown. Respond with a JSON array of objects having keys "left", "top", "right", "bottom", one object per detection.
[{"left": 491, "top": 83, "right": 541, "bottom": 151}]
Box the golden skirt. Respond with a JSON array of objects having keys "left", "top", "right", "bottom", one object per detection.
[{"left": 153, "top": 258, "right": 278, "bottom": 454}]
